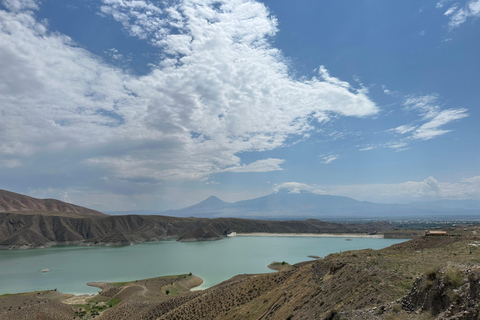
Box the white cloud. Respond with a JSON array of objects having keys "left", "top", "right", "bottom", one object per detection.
[
  {"left": 403, "top": 95, "right": 468, "bottom": 140},
  {"left": 363, "top": 95, "right": 469, "bottom": 151},
  {"left": 412, "top": 108, "right": 468, "bottom": 140},
  {"left": 318, "top": 65, "right": 351, "bottom": 88},
  {"left": 391, "top": 125, "right": 416, "bottom": 135},
  {"left": 319, "top": 154, "right": 339, "bottom": 164},
  {"left": 0, "top": 0, "right": 379, "bottom": 183},
  {"left": 2, "top": 0, "right": 38, "bottom": 12},
  {"left": 437, "top": 0, "right": 454, "bottom": 8},
  {"left": 220, "top": 158, "right": 284, "bottom": 173},
  {"left": 444, "top": 4, "right": 459, "bottom": 15},
  {"left": 274, "top": 182, "right": 326, "bottom": 195},
  {"left": 439, "top": 0, "right": 480, "bottom": 28},
  {"left": 359, "top": 145, "right": 376, "bottom": 151}
]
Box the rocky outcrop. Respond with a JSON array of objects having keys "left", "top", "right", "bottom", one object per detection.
[
  {"left": 402, "top": 272, "right": 451, "bottom": 315},
  {"left": 403, "top": 268, "right": 480, "bottom": 319}
]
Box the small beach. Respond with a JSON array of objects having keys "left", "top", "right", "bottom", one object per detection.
[{"left": 235, "top": 232, "right": 384, "bottom": 238}]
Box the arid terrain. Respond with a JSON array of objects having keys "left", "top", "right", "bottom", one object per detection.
[{"left": 1, "top": 227, "right": 479, "bottom": 320}]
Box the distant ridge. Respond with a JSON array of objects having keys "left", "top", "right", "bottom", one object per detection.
[
  {"left": 0, "top": 189, "right": 106, "bottom": 217},
  {"left": 160, "top": 191, "right": 480, "bottom": 219}
]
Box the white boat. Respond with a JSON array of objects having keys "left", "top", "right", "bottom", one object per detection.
[{"left": 40, "top": 268, "right": 51, "bottom": 272}]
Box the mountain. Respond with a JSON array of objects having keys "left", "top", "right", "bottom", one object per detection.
[
  {"left": 161, "top": 195, "right": 230, "bottom": 217},
  {"left": 160, "top": 190, "right": 480, "bottom": 219},
  {"left": 0, "top": 189, "right": 106, "bottom": 217}
]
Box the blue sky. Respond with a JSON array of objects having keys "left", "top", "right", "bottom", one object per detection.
[{"left": 0, "top": 0, "right": 479, "bottom": 211}]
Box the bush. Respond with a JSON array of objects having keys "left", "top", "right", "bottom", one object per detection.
[
  {"left": 444, "top": 266, "right": 463, "bottom": 288},
  {"left": 376, "top": 306, "right": 385, "bottom": 315},
  {"left": 324, "top": 309, "right": 340, "bottom": 320},
  {"left": 425, "top": 266, "right": 440, "bottom": 281},
  {"left": 392, "top": 304, "right": 402, "bottom": 313}
]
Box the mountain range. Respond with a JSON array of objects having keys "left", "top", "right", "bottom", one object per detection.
[{"left": 159, "top": 190, "right": 480, "bottom": 219}]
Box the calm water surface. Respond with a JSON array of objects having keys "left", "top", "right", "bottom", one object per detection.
[{"left": 0, "top": 237, "right": 406, "bottom": 294}]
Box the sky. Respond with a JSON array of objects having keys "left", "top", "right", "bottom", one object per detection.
[{"left": 0, "top": 0, "right": 479, "bottom": 212}]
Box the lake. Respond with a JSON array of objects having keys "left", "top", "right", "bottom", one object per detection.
[{"left": 0, "top": 236, "right": 407, "bottom": 295}]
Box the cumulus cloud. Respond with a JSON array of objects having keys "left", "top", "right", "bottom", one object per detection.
[
  {"left": 274, "top": 182, "right": 326, "bottom": 195},
  {"left": 0, "top": 0, "right": 379, "bottom": 184}
]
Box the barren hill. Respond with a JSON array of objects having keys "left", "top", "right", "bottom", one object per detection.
[{"left": 0, "top": 189, "right": 105, "bottom": 217}]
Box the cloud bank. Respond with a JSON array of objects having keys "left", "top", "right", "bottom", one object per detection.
[
  {"left": 277, "top": 176, "right": 480, "bottom": 203},
  {"left": 0, "top": 0, "right": 379, "bottom": 183}
]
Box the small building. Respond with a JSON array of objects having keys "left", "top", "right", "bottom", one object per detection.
[{"left": 426, "top": 230, "right": 447, "bottom": 236}]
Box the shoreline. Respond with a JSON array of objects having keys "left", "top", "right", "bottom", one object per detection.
[{"left": 234, "top": 232, "right": 384, "bottom": 238}]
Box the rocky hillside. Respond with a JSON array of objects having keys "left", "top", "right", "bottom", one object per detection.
[
  {"left": 0, "top": 212, "right": 394, "bottom": 249},
  {"left": 0, "top": 189, "right": 105, "bottom": 217},
  {"left": 101, "top": 232, "right": 480, "bottom": 319}
]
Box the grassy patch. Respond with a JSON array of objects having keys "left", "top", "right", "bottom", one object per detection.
[
  {"left": 163, "top": 283, "right": 183, "bottom": 296},
  {"left": 113, "top": 281, "right": 132, "bottom": 287},
  {"left": 0, "top": 290, "right": 45, "bottom": 298},
  {"left": 106, "top": 297, "right": 121, "bottom": 308}
]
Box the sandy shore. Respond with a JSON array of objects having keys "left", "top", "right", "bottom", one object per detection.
[{"left": 235, "top": 232, "right": 384, "bottom": 238}]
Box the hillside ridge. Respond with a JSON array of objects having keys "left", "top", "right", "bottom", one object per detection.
[{"left": 0, "top": 189, "right": 105, "bottom": 217}]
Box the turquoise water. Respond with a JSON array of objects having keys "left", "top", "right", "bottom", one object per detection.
[{"left": 0, "top": 237, "right": 406, "bottom": 294}]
